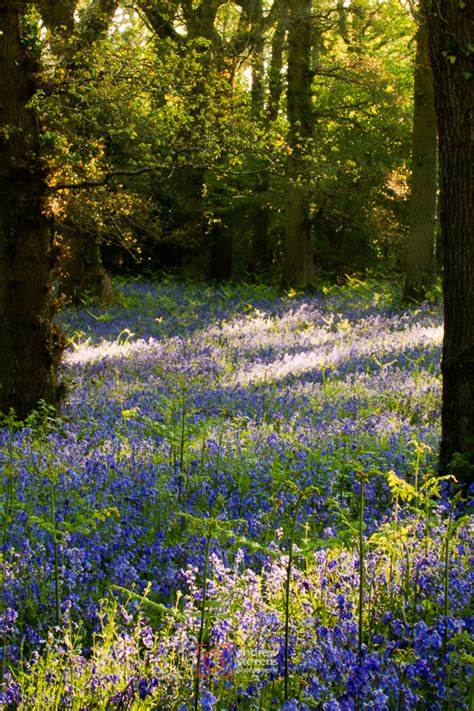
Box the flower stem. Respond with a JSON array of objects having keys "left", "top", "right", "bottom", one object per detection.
[
  {"left": 358, "top": 477, "right": 365, "bottom": 653},
  {"left": 194, "top": 523, "right": 214, "bottom": 711},
  {"left": 284, "top": 492, "right": 304, "bottom": 702}
]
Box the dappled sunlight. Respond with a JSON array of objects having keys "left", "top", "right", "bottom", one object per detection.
[
  {"left": 64, "top": 303, "right": 442, "bottom": 397},
  {"left": 231, "top": 322, "right": 442, "bottom": 386},
  {"left": 64, "top": 335, "right": 166, "bottom": 367}
]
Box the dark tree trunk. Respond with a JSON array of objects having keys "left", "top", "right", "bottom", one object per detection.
[
  {"left": 250, "top": 179, "right": 271, "bottom": 277},
  {"left": 281, "top": 0, "right": 315, "bottom": 291},
  {"left": 0, "top": 2, "right": 63, "bottom": 420},
  {"left": 60, "top": 222, "right": 114, "bottom": 304},
  {"left": 209, "top": 224, "right": 233, "bottom": 281},
  {"left": 208, "top": 203, "right": 234, "bottom": 281},
  {"left": 427, "top": 0, "right": 474, "bottom": 485},
  {"left": 249, "top": 0, "right": 268, "bottom": 277},
  {"left": 249, "top": 9, "right": 287, "bottom": 277},
  {"left": 36, "top": 0, "right": 75, "bottom": 33},
  {"left": 403, "top": 3, "right": 438, "bottom": 303},
  {"left": 141, "top": 1, "right": 234, "bottom": 281},
  {"left": 195, "top": 40, "right": 234, "bottom": 282}
]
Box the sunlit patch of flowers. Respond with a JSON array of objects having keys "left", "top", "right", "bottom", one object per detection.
[{"left": 0, "top": 279, "right": 471, "bottom": 709}]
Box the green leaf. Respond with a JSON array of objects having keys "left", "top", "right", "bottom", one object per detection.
[{"left": 111, "top": 585, "right": 187, "bottom": 620}]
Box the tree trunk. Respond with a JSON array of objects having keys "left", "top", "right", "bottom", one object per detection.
[
  {"left": 249, "top": 0, "right": 267, "bottom": 276},
  {"left": 281, "top": 0, "right": 315, "bottom": 291},
  {"left": 427, "top": 0, "right": 474, "bottom": 485},
  {"left": 201, "top": 61, "right": 234, "bottom": 281},
  {"left": 60, "top": 221, "right": 114, "bottom": 304},
  {"left": 208, "top": 204, "right": 234, "bottom": 281},
  {"left": 249, "top": 9, "right": 286, "bottom": 277},
  {"left": 209, "top": 223, "right": 233, "bottom": 281},
  {"left": 36, "top": 0, "right": 75, "bottom": 33},
  {"left": 250, "top": 178, "right": 271, "bottom": 277},
  {"left": 282, "top": 178, "right": 314, "bottom": 290},
  {"left": 403, "top": 3, "right": 438, "bottom": 303},
  {"left": 0, "top": 2, "right": 63, "bottom": 420}
]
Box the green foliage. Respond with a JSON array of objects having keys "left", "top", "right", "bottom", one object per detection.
[{"left": 31, "top": 0, "right": 417, "bottom": 282}]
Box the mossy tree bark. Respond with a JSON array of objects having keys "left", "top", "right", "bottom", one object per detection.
[
  {"left": 0, "top": 1, "right": 63, "bottom": 420},
  {"left": 427, "top": 0, "right": 474, "bottom": 485}
]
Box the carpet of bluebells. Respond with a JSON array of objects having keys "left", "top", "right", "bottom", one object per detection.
[{"left": 0, "top": 279, "right": 472, "bottom": 710}]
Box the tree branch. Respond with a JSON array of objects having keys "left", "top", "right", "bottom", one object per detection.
[
  {"left": 50, "top": 159, "right": 285, "bottom": 191},
  {"left": 51, "top": 166, "right": 167, "bottom": 191}
]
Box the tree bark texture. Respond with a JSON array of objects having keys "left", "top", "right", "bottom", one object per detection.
[
  {"left": 281, "top": 0, "right": 315, "bottom": 291},
  {"left": 403, "top": 4, "right": 438, "bottom": 303},
  {"left": 0, "top": 2, "right": 62, "bottom": 420},
  {"left": 427, "top": 0, "right": 474, "bottom": 484}
]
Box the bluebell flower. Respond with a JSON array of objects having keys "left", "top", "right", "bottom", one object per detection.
[
  {"left": 323, "top": 700, "right": 342, "bottom": 711},
  {"left": 199, "top": 690, "right": 218, "bottom": 709},
  {"left": 413, "top": 620, "right": 442, "bottom": 653},
  {"left": 0, "top": 608, "right": 18, "bottom": 634},
  {"left": 282, "top": 700, "right": 300, "bottom": 711}
]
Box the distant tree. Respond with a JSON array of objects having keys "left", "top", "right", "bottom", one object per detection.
[
  {"left": 307, "top": 0, "right": 414, "bottom": 279},
  {"left": 403, "top": 0, "right": 437, "bottom": 303},
  {"left": 249, "top": 2, "right": 287, "bottom": 277},
  {"left": 247, "top": 0, "right": 270, "bottom": 277},
  {"left": 0, "top": 1, "right": 63, "bottom": 419},
  {"left": 34, "top": 0, "right": 415, "bottom": 288},
  {"left": 426, "top": 0, "right": 474, "bottom": 485},
  {"left": 38, "top": 0, "right": 118, "bottom": 304},
  {"left": 135, "top": 0, "right": 286, "bottom": 281},
  {"left": 281, "top": 0, "right": 315, "bottom": 291},
  {"left": 137, "top": 0, "right": 236, "bottom": 280}
]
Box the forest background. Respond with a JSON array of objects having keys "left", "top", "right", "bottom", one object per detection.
[
  {"left": 0, "top": 1, "right": 473, "bottom": 708},
  {"left": 23, "top": 0, "right": 425, "bottom": 294}
]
